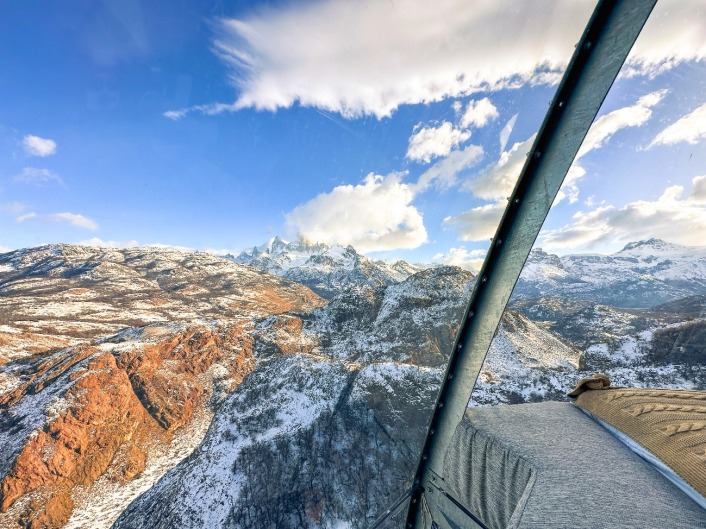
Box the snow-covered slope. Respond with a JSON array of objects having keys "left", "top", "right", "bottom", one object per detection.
[
  {"left": 112, "top": 267, "right": 581, "bottom": 529},
  {"left": 516, "top": 239, "right": 706, "bottom": 307},
  {"left": 3, "top": 240, "right": 706, "bottom": 529},
  {"left": 231, "top": 236, "right": 421, "bottom": 298}
]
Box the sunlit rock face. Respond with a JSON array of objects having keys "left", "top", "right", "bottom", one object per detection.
[
  {"left": 112, "top": 266, "right": 583, "bottom": 529},
  {"left": 0, "top": 245, "right": 324, "bottom": 529}
]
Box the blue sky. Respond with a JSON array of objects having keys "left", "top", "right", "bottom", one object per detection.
[{"left": 1, "top": 0, "right": 705, "bottom": 267}]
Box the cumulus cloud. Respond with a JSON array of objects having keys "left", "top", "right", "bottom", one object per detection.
[
  {"left": 23, "top": 135, "right": 57, "bottom": 157},
  {"left": 171, "top": 0, "right": 597, "bottom": 118},
  {"left": 166, "top": 0, "right": 705, "bottom": 119},
  {"left": 17, "top": 211, "right": 98, "bottom": 231},
  {"left": 14, "top": 167, "right": 63, "bottom": 186},
  {"left": 649, "top": 103, "right": 706, "bottom": 148},
  {"left": 433, "top": 246, "right": 487, "bottom": 272},
  {"left": 539, "top": 175, "right": 706, "bottom": 251},
  {"left": 444, "top": 201, "right": 506, "bottom": 242},
  {"left": 460, "top": 98, "right": 499, "bottom": 129},
  {"left": 406, "top": 122, "right": 471, "bottom": 163},
  {"left": 0, "top": 245, "right": 10, "bottom": 253},
  {"left": 286, "top": 173, "right": 427, "bottom": 253}
]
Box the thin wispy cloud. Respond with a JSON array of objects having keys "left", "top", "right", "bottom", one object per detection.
[
  {"left": 0, "top": 202, "right": 26, "bottom": 214},
  {"left": 406, "top": 122, "right": 470, "bottom": 164},
  {"left": 649, "top": 102, "right": 706, "bottom": 148},
  {"left": 14, "top": 167, "right": 63, "bottom": 186},
  {"left": 17, "top": 211, "right": 98, "bottom": 231},
  {"left": 22, "top": 135, "right": 57, "bottom": 157}
]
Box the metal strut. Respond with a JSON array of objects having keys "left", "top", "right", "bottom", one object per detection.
[{"left": 404, "top": 1, "right": 657, "bottom": 527}]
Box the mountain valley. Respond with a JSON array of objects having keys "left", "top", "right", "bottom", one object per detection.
[{"left": 0, "top": 239, "right": 704, "bottom": 528}]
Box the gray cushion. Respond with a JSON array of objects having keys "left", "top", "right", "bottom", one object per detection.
[{"left": 443, "top": 401, "right": 706, "bottom": 529}]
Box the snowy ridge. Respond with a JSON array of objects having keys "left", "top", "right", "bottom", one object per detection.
[
  {"left": 517, "top": 239, "right": 706, "bottom": 307},
  {"left": 231, "top": 236, "right": 421, "bottom": 298}
]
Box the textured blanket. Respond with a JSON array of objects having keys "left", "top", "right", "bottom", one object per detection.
[{"left": 575, "top": 387, "right": 706, "bottom": 500}]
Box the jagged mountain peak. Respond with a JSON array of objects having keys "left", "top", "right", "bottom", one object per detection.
[
  {"left": 231, "top": 237, "right": 421, "bottom": 299},
  {"left": 616, "top": 238, "right": 685, "bottom": 255}
]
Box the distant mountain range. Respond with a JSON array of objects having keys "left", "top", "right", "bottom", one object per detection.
[
  {"left": 516, "top": 238, "right": 706, "bottom": 307},
  {"left": 0, "top": 239, "right": 704, "bottom": 528}
]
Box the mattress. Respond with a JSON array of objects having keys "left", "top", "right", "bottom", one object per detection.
[{"left": 443, "top": 401, "right": 706, "bottom": 529}]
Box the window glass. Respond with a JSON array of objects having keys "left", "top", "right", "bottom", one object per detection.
[{"left": 473, "top": 1, "right": 706, "bottom": 407}]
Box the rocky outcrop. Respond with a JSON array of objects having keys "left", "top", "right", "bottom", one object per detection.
[
  {"left": 0, "top": 322, "right": 260, "bottom": 528},
  {"left": 0, "top": 244, "right": 326, "bottom": 529}
]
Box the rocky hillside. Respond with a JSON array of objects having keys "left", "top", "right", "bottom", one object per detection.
[
  {"left": 230, "top": 236, "right": 420, "bottom": 298},
  {"left": 112, "top": 267, "right": 580, "bottom": 529},
  {"left": 0, "top": 245, "right": 323, "bottom": 529},
  {"left": 2, "top": 240, "right": 705, "bottom": 528}
]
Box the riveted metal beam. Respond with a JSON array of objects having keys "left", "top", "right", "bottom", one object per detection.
[{"left": 405, "top": 1, "right": 657, "bottom": 527}]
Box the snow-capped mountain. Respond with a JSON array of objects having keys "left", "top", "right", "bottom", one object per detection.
[
  {"left": 230, "top": 236, "right": 421, "bottom": 298},
  {"left": 2, "top": 240, "right": 705, "bottom": 529},
  {"left": 516, "top": 239, "right": 706, "bottom": 307},
  {"left": 111, "top": 266, "right": 580, "bottom": 529}
]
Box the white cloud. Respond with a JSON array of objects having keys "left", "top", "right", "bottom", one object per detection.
[
  {"left": 414, "top": 144, "right": 484, "bottom": 192},
  {"left": 624, "top": 1, "right": 706, "bottom": 78},
  {"left": 0, "top": 246, "right": 10, "bottom": 253},
  {"left": 172, "top": 0, "right": 597, "bottom": 118},
  {"left": 444, "top": 201, "right": 506, "bottom": 242},
  {"left": 463, "top": 90, "right": 666, "bottom": 206},
  {"left": 167, "top": 0, "right": 706, "bottom": 119},
  {"left": 579, "top": 89, "right": 666, "bottom": 157},
  {"left": 433, "top": 246, "right": 486, "bottom": 272},
  {"left": 286, "top": 173, "right": 427, "bottom": 253},
  {"left": 406, "top": 122, "right": 470, "bottom": 163},
  {"left": 14, "top": 167, "right": 63, "bottom": 186},
  {"left": 17, "top": 211, "right": 98, "bottom": 231},
  {"left": 464, "top": 136, "right": 535, "bottom": 201},
  {"left": 539, "top": 175, "right": 706, "bottom": 251},
  {"left": 499, "top": 114, "right": 518, "bottom": 152},
  {"left": 23, "top": 135, "right": 57, "bottom": 157},
  {"left": 649, "top": 103, "right": 706, "bottom": 148},
  {"left": 16, "top": 212, "right": 37, "bottom": 223},
  {"left": 460, "top": 98, "right": 499, "bottom": 129}
]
